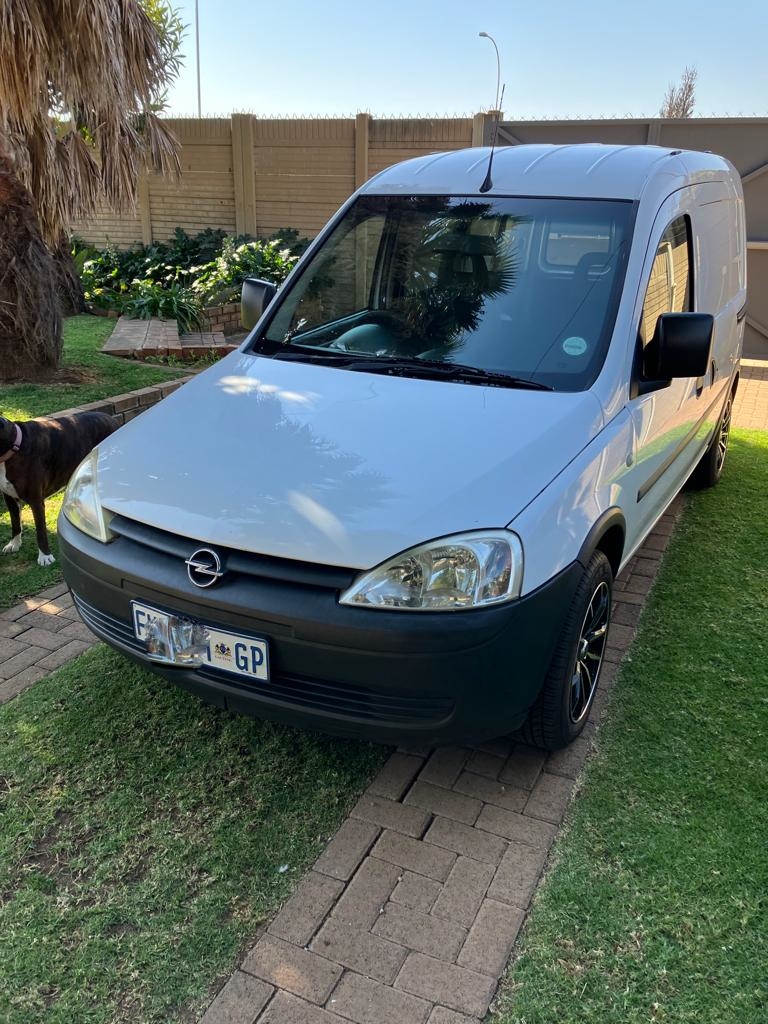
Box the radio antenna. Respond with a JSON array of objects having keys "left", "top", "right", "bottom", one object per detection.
[{"left": 479, "top": 83, "right": 505, "bottom": 194}]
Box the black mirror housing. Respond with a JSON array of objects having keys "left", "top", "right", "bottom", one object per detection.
[
  {"left": 241, "top": 277, "right": 278, "bottom": 330},
  {"left": 644, "top": 312, "right": 714, "bottom": 380}
]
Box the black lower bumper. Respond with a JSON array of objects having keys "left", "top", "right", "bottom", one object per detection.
[{"left": 58, "top": 514, "right": 583, "bottom": 745}]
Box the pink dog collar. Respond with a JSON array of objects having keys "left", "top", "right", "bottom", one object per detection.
[{"left": 0, "top": 423, "right": 22, "bottom": 464}]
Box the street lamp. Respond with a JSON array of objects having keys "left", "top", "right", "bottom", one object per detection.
[
  {"left": 479, "top": 31, "right": 501, "bottom": 112},
  {"left": 195, "top": 0, "right": 202, "bottom": 117}
]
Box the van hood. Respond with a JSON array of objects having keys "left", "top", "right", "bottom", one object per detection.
[{"left": 95, "top": 352, "right": 603, "bottom": 569}]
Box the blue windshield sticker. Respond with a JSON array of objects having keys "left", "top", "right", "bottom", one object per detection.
[{"left": 562, "top": 336, "right": 588, "bottom": 356}]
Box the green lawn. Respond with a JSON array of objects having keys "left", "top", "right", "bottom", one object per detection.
[
  {"left": 0, "top": 648, "right": 385, "bottom": 1023},
  {"left": 0, "top": 315, "right": 185, "bottom": 420},
  {"left": 494, "top": 428, "right": 768, "bottom": 1024},
  {"left": 0, "top": 316, "right": 187, "bottom": 610}
]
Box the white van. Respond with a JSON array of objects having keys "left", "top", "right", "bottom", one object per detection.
[{"left": 59, "top": 144, "right": 745, "bottom": 749}]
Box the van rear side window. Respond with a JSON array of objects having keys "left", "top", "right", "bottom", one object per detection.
[{"left": 640, "top": 216, "right": 692, "bottom": 345}]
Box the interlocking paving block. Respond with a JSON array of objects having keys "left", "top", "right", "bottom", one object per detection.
[
  {"left": 475, "top": 805, "right": 557, "bottom": 848},
  {"left": 326, "top": 971, "right": 431, "bottom": 1024},
  {"left": 269, "top": 871, "right": 344, "bottom": 946},
  {"left": 331, "top": 857, "right": 402, "bottom": 929},
  {"left": 431, "top": 856, "right": 495, "bottom": 928},
  {"left": 367, "top": 752, "right": 425, "bottom": 801},
  {"left": 424, "top": 816, "right": 507, "bottom": 866},
  {"left": 523, "top": 773, "right": 576, "bottom": 824},
  {"left": 457, "top": 898, "right": 524, "bottom": 976},
  {"left": 310, "top": 916, "right": 408, "bottom": 984},
  {"left": 487, "top": 841, "right": 549, "bottom": 909},
  {"left": 498, "top": 746, "right": 546, "bottom": 789},
  {"left": 464, "top": 749, "right": 506, "bottom": 779},
  {"left": 452, "top": 771, "right": 528, "bottom": 813},
  {"left": 258, "top": 991, "right": 340, "bottom": 1023},
  {"left": 371, "top": 830, "right": 457, "bottom": 882},
  {"left": 403, "top": 781, "right": 482, "bottom": 826},
  {"left": 544, "top": 737, "right": 591, "bottom": 779},
  {"left": 242, "top": 934, "right": 341, "bottom": 1004},
  {"left": 373, "top": 901, "right": 468, "bottom": 961},
  {"left": 200, "top": 971, "right": 273, "bottom": 1024},
  {"left": 395, "top": 952, "right": 496, "bottom": 1018},
  {"left": 0, "top": 666, "right": 47, "bottom": 703},
  {"left": 351, "top": 794, "right": 430, "bottom": 838},
  {"left": 391, "top": 871, "right": 443, "bottom": 914},
  {"left": 314, "top": 818, "right": 380, "bottom": 882},
  {"left": 418, "top": 747, "right": 469, "bottom": 788},
  {"left": 426, "top": 1008, "right": 481, "bottom": 1024}
]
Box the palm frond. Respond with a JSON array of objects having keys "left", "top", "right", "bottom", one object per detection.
[{"left": 0, "top": 0, "right": 181, "bottom": 245}]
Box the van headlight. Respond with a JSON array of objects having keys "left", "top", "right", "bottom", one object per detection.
[
  {"left": 61, "top": 450, "right": 114, "bottom": 543},
  {"left": 339, "top": 531, "right": 523, "bottom": 611}
]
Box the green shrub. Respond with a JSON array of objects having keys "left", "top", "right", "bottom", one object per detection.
[
  {"left": 76, "top": 227, "right": 303, "bottom": 327},
  {"left": 120, "top": 281, "right": 203, "bottom": 333},
  {"left": 191, "top": 238, "right": 297, "bottom": 306}
]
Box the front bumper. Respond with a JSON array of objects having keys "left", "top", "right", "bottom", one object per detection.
[{"left": 58, "top": 514, "right": 583, "bottom": 745}]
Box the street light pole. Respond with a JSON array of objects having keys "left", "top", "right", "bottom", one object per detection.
[
  {"left": 195, "top": 0, "right": 202, "bottom": 117},
  {"left": 478, "top": 31, "right": 501, "bottom": 112}
]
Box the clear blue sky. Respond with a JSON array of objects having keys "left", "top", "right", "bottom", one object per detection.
[{"left": 166, "top": 0, "right": 767, "bottom": 119}]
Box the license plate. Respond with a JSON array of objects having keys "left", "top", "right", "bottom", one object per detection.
[{"left": 131, "top": 601, "right": 269, "bottom": 682}]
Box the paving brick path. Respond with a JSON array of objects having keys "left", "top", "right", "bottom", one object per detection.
[
  {"left": 733, "top": 361, "right": 768, "bottom": 430},
  {"left": 102, "top": 315, "right": 237, "bottom": 359},
  {"left": 0, "top": 358, "right": 764, "bottom": 1020},
  {"left": 197, "top": 504, "right": 683, "bottom": 1024},
  {"left": 0, "top": 584, "right": 93, "bottom": 704}
]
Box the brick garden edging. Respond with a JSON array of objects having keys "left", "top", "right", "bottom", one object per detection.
[{"left": 54, "top": 374, "right": 193, "bottom": 427}]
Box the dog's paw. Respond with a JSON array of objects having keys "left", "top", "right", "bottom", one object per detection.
[
  {"left": 37, "top": 551, "right": 56, "bottom": 567},
  {"left": 2, "top": 534, "right": 22, "bottom": 554}
]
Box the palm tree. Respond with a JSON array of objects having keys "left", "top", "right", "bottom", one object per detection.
[{"left": 0, "top": 0, "right": 182, "bottom": 379}]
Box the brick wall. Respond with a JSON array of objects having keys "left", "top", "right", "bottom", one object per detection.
[{"left": 203, "top": 302, "right": 241, "bottom": 335}]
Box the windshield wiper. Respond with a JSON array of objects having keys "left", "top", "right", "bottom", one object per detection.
[{"left": 269, "top": 349, "right": 552, "bottom": 390}]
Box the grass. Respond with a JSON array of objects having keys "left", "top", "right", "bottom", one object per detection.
[
  {"left": 0, "top": 316, "right": 187, "bottom": 610},
  {"left": 494, "top": 428, "right": 768, "bottom": 1024},
  {"left": 0, "top": 647, "right": 386, "bottom": 1023},
  {"left": 0, "top": 494, "right": 64, "bottom": 610},
  {"left": 0, "top": 315, "right": 186, "bottom": 421}
]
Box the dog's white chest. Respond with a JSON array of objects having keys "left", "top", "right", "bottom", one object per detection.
[{"left": 0, "top": 463, "right": 19, "bottom": 499}]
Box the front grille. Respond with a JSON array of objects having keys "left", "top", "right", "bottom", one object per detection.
[
  {"left": 74, "top": 594, "right": 145, "bottom": 654},
  {"left": 72, "top": 594, "right": 454, "bottom": 726},
  {"left": 109, "top": 514, "right": 357, "bottom": 591}
]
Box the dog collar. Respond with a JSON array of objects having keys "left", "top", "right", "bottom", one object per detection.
[{"left": 0, "top": 424, "right": 22, "bottom": 464}]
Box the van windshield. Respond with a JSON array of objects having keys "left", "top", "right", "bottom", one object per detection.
[{"left": 254, "top": 195, "right": 635, "bottom": 391}]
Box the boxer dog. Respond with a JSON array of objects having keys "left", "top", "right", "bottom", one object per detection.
[{"left": 0, "top": 412, "right": 116, "bottom": 566}]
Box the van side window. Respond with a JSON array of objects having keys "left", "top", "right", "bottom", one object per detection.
[{"left": 640, "top": 216, "right": 692, "bottom": 346}]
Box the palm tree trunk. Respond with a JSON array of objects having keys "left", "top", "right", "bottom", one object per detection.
[
  {"left": 0, "top": 153, "right": 62, "bottom": 381},
  {"left": 53, "top": 234, "right": 86, "bottom": 316}
]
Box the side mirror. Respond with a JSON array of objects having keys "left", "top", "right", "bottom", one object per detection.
[
  {"left": 644, "top": 312, "right": 714, "bottom": 380},
  {"left": 241, "top": 277, "right": 277, "bottom": 330}
]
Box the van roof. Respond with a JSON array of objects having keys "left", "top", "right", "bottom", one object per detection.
[{"left": 361, "top": 144, "right": 734, "bottom": 201}]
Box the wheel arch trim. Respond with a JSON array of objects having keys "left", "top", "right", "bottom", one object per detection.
[{"left": 577, "top": 508, "right": 626, "bottom": 577}]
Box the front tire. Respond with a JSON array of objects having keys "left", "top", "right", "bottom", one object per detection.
[{"left": 520, "top": 550, "right": 613, "bottom": 751}]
